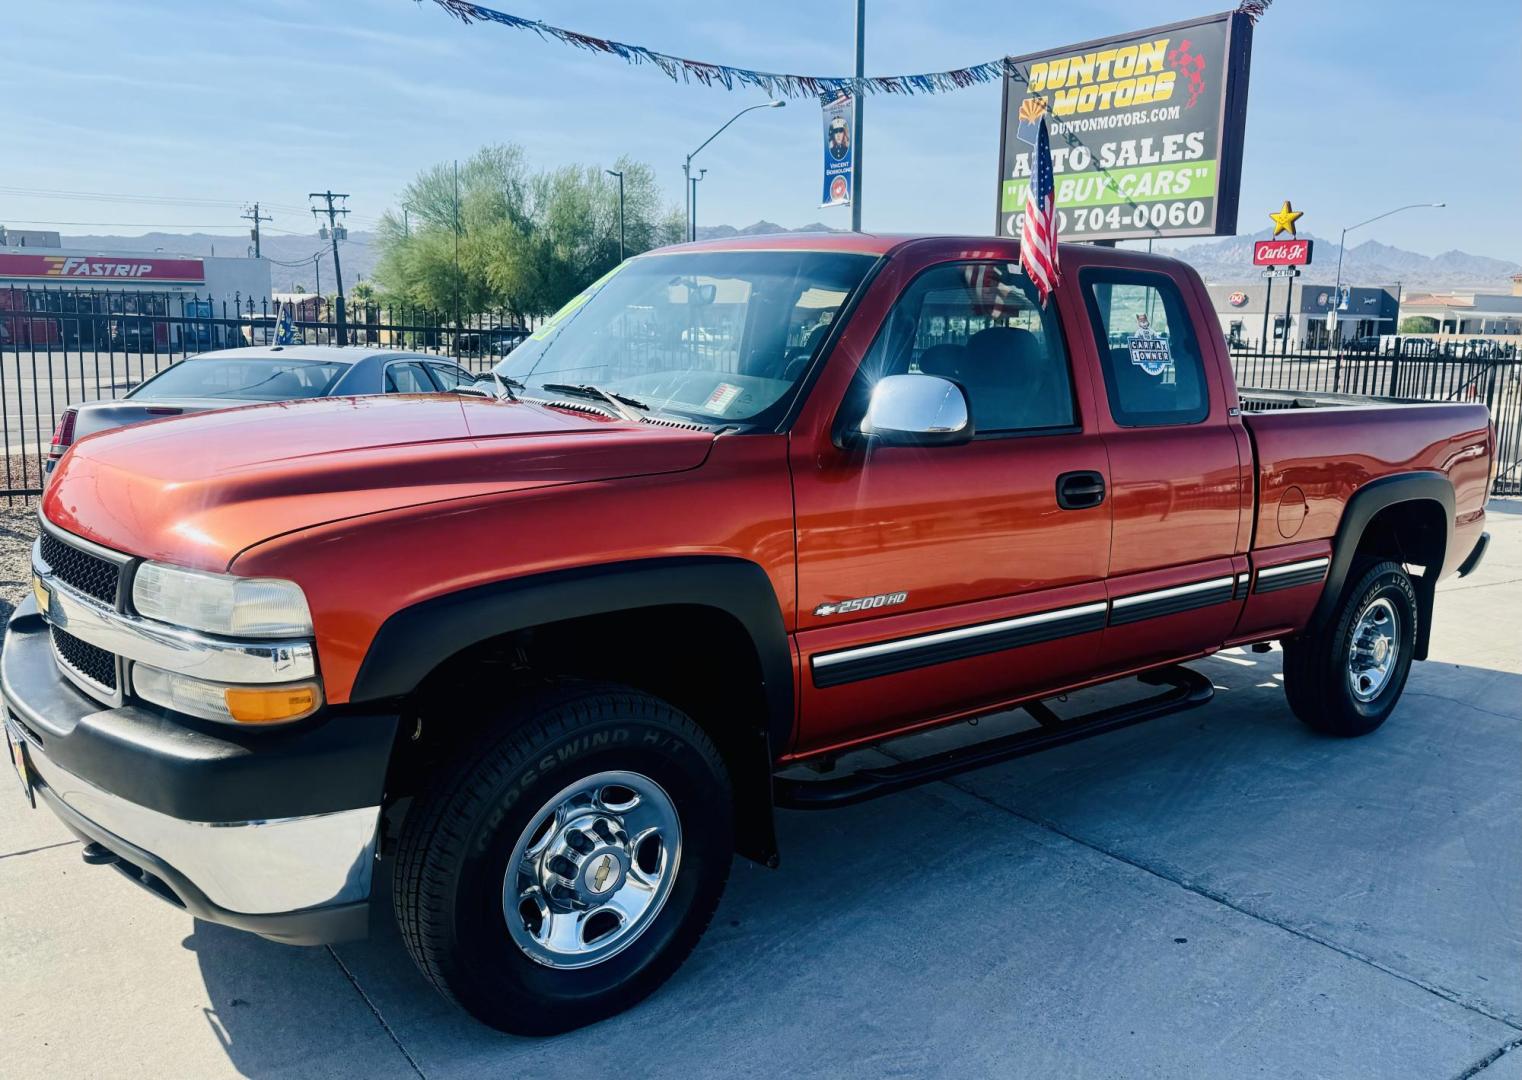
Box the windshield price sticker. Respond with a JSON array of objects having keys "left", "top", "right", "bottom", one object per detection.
[{"left": 702, "top": 382, "right": 743, "bottom": 414}]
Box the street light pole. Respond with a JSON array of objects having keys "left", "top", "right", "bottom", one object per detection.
[
  {"left": 1333, "top": 202, "right": 1445, "bottom": 339},
  {"left": 851, "top": 0, "right": 865, "bottom": 232},
  {"left": 684, "top": 99, "right": 785, "bottom": 242},
  {"left": 690, "top": 169, "right": 707, "bottom": 240},
  {"left": 606, "top": 169, "right": 625, "bottom": 262}
]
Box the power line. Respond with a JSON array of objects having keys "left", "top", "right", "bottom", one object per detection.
[
  {"left": 0, "top": 218, "right": 256, "bottom": 229},
  {"left": 0, "top": 185, "right": 247, "bottom": 208}
]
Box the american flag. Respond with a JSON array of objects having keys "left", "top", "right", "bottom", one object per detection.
[{"left": 1020, "top": 116, "right": 1060, "bottom": 307}]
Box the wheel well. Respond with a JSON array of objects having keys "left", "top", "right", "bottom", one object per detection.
[
  {"left": 1353, "top": 499, "right": 1447, "bottom": 570},
  {"left": 1348, "top": 497, "right": 1447, "bottom": 659},
  {"left": 383, "top": 604, "right": 780, "bottom": 866}
]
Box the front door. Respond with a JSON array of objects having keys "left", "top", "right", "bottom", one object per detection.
[{"left": 789, "top": 249, "right": 1112, "bottom": 756}]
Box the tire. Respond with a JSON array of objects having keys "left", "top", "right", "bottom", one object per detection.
[
  {"left": 1282, "top": 559, "right": 1418, "bottom": 737},
  {"left": 392, "top": 681, "right": 733, "bottom": 1034}
]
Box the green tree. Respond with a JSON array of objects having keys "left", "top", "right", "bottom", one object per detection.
[
  {"left": 375, "top": 145, "right": 681, "bottom": 322},
  {"left": 1399, "top": 315, "right": 1438, "bottom": 334}
]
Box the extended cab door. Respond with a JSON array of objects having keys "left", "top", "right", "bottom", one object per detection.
[
  {"left": 788, "top": 243, "right": 1112, "bottom": 756},
  {"left": 1073, "top": 254, "right": 1250, "bottom": 673}
]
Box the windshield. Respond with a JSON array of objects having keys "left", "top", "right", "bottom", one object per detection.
[
  {"left": 130, "top": 357, "right": 347, "bottom": 401},
  {"left": 496, "top": 250, "right": 876, "bottom": 426}
]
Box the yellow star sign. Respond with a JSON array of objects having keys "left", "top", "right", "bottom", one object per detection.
[{"left": 1269, "top": 200, "right": 1304, "bottom": 238}]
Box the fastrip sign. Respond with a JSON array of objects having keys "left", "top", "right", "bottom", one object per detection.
[{"left": 0, "top": 253, "right": 206, "bottom": 283}]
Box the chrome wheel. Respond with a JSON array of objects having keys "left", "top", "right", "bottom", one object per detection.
[
  {"left": 1348, "top": 597, "right": 1400, "bottom": 702},
  {"left": 504, "top": 770, "right": 682, "bottom": 970}
]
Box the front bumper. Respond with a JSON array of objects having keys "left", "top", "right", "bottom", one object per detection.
[{"left": 3, "top": 597, "right": 398, "bottom": 945}]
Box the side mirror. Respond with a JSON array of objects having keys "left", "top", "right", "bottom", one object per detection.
[{"left": 858, "top": 374, "right": 974, "bottom": 447}]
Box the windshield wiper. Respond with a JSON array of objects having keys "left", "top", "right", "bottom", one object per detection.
[{"left": 538, "top": 382, "right": 648, "bottom": 422}]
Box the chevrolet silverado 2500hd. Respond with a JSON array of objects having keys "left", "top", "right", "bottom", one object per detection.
[{"left": 5, "top": 235, "right": 1494, "bottom": 1033}]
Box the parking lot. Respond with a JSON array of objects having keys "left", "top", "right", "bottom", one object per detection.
[{"left": 0, "top": 502, "right": 1518, "bottom": 1079}]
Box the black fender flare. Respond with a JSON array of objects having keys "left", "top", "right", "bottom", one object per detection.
[
  {"left": 1312, "top": 471, "right": 1454, "bottom": 660},
  {"left": 350, "top": 555, "right": 793, "bottom": 864}
]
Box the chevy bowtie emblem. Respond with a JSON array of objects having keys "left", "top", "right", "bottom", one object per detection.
[{"left": 592, "top": 855, "right": 615, "bottom": 892}]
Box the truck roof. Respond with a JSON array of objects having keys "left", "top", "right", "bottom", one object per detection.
[{"left": 651, "top": 232, "right": 1110, "bottom": 262}]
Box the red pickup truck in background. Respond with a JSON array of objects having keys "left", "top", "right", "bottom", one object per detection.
[{"left": 6, "top": 234, "right": 1495, "bottom": 1033}]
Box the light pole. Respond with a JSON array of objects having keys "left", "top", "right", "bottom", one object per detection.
[
  {"left": 1333, "top": 202, "right": 1445, "bottom": 340},
  {"left": 684, "top": 99, "right": 784, "bottom": 242},
  {"left": 606, "top": 169, "right": 625, "bottom": 262},
  {"left": 851, "top": 0, "right": 865, "bottom": 232},
  {"left": 690, "top": 169, "right": 707, "bottom": 240}
]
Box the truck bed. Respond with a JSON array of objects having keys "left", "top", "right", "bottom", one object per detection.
[{"left": 1242, "top": 396, "right": 1492, "bottom": 572}]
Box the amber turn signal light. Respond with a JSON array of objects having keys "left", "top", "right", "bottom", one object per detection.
[{"left": 224, "top": 684, "right": 321, "bottom": 724}]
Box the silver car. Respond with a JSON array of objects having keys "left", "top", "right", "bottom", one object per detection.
[{"left": 47, "top": 345, "right": 476, "bottom": 477}]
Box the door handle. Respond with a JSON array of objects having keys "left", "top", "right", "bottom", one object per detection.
[{"left": 1056, "top": 470, "right": 1106, "bottom": 510}]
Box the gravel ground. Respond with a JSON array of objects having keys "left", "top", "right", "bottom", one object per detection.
[{"left": 0, "top": 505, "right": 38, "bottom": 621}]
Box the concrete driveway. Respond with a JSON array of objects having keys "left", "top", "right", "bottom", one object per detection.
[{"left": 2, "top": 503, "right": 1519, "bottom": 1079}]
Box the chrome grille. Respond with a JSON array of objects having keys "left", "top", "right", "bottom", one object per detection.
[
  {"left": 39, "top": 531, "right": 121, "bottom": 606},
  {"left": 51, "top": 626, "right": 118, "bottom": 691}
]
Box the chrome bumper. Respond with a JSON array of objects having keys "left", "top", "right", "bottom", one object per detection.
[
  {"left": 4, "top": 588, "right": 397, "bottom": 945},
  {"left": 22, "top": 734, "right": 381, "bottom": 917}
]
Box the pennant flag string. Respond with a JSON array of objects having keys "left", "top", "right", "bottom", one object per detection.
[{"left": 428, "top": 0, "right": 1272, "bottom": 100}]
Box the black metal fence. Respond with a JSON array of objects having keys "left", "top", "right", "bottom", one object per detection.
[
  {"left": 3, "top": 286, "right": 1519, "bottom": 500},
  {"left": 1229, "top": 339, "right": 1522, "bottom": 496},
  {"left": 1, "top": 286, "right": 533, "bottom": 499}
]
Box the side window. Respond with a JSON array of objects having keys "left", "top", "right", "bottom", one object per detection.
[
  {"left": 853, "top": 261, "right": 1076, "bottom": 435},
  {"left": 385, "top": 361, "right": 434, "bottom": 394},
  {"left": 426, "top": 362, "right": 472, "bottom": 390},
  {"left": 1083, "top": 272, "right": 1208, "bottom": 426}
]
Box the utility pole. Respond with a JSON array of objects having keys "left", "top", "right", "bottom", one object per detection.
[
  {"left": 242, "top": 202, "right": 272, "bottom": 258},
  {"left": 606, "top": 169, "right": 626, "bottom": 262},
  {"left": 851, "top": 0, "right": 865, "bottom": 232},
  {"left": 309, "top": 190, "right": 349, "bottom": 345}
]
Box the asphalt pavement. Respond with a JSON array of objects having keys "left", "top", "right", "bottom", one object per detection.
[{"left": 1, "top": 503, "right": 1518, "bottom": 1079}]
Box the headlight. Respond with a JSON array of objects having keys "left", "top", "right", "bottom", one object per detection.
[
  {"left": 133, "top": 664, "right": 322, "bottom": 725},
  {"left": 132, "top": 562, "right": 313, "bottom": 638}
]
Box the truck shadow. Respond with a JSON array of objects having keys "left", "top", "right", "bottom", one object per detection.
[{"left": 185, "top": 650, "right": 1522, "bottom": 1077}]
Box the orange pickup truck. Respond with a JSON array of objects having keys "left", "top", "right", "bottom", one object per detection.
[{"left": 5, "top": 235, "right": 1494, "bottom": 1033}]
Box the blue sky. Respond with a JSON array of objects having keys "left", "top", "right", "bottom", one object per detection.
[{"left": 2, "top": 0, "right": 1517, "bottom": 259}]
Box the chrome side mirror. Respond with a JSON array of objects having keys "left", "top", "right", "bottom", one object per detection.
[{"left": 859, "top": 374, "right": 974, "bottom": 447}]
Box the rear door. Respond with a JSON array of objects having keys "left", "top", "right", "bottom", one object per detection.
[
  {"left": 1075, "top": 257, "right": 1249, "bottom": 671},
  {"left": 789, "top": 245, "right": 1112, "bottom": 756}
]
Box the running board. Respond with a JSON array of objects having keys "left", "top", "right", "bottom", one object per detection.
[{"left": 774, "top": 665, "right": 1214, "bottom": 810}]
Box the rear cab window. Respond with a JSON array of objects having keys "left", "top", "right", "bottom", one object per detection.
[{"left": 1081, "top": 270, "right": 1209, "bottom": 426}]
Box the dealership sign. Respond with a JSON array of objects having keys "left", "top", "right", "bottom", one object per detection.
[
  {"left": 1253, "top": 238, "right": 1313, "bottom": 266},
  {"left": 0, "top": 253, "right": 206, "bottom": 283},
  {"left": 997, "top": 10, "right": 1254, "bottom": 242}
]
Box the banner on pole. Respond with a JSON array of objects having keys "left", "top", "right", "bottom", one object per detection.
[{"left": 820, "top": 92, "right": 854, "bottom": 208}]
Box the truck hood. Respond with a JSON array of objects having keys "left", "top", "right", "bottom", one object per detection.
[{"left": 43, "top": 393, "right": 715, "bottom": 570}]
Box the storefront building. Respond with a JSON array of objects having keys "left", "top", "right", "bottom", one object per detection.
[
  {"left": 0, "top": 246, "right": 271, "bottom": 349},
  {"left": 1204, "top": 281, "right": 1399, "bottom": 350}
]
